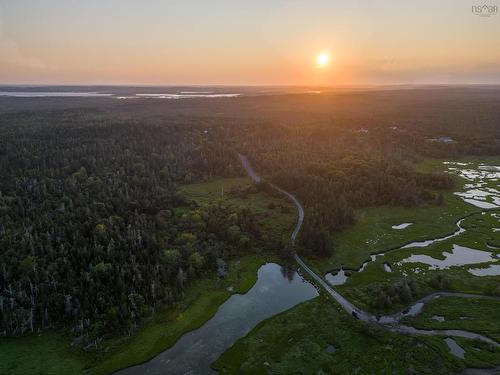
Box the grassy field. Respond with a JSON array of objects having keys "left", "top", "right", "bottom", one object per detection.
[
  {"left": 178, "top": 177, "right": 295, "bottom": 241},
  {"left": 403, "top": 296, "right": 500, "bottom": 342},
  {"left": 213, "top": 294, "right": 496, "bottom": 374},
  {"left": 0, "top": 331, "right": 87, "bottom": 375},
  {"left": 306, "top": 193, "right": 477, "bottom": 273},
  {"left": 453, "top": 337, "right": 500, "bottom": 369},
  {"left": 178, "top": 177, "right": 252, "bottom": 205},
  {"left": 462, "top": 210, "right": 500, "bottom": 247}
]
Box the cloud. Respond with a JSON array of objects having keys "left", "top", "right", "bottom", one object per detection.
[{"left": 0, "top": 7, "right": 55, "bottom": 71}]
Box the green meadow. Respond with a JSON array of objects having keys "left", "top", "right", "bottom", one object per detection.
[{"left": 214, "top": 294, "right": 500, "bottom": 374}]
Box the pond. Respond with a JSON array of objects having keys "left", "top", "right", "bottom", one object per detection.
[
  {"left": 116, "top": 263, "right": 318, "bottom": 375},
  {"left": 392, "top": 223, "right": 413, "bottom": 230},
  {"left": 462, "top": 199, "right": 498, "bottom": 209},
  {"left": 325, "top": 268, "right": 348, "bottom": 286},
  {"left": 399, "top": 244, "right": 496, "bottom": 270}
]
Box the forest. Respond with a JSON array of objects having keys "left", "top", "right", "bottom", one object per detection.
[
  {"left": 0, "top": 110, "right": 269, "bottom": 343},
  {"left": 1, "top": 87, "right": 499, "bottom": 348}
]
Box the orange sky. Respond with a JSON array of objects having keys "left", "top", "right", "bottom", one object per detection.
[{"left": 1, "top": 0, "right": 500, "bottom": 85}]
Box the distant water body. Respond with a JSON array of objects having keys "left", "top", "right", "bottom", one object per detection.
[
  {"left": 0, "top": 86, "right": 329, "bottom": 99},
  {"left": 0, "top": 91, "right": 113, "bottom": 97},
  {"left": 0, "top": 91, "right": 239, "bottom": 99},
  {"left": 131, "top": 93, "right": 241, "bottom": 99}
]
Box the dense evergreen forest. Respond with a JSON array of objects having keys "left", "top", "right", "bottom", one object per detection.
[
  {"left": 1, "top": 87, "right": 499, "bottom": 345},
  {"left": 0, "top": 110, "right": 264, "bottom": 341}
]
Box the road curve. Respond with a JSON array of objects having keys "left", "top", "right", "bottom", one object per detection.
[{"left": 238, "top": 153, "right": 500, "bottom": 348}]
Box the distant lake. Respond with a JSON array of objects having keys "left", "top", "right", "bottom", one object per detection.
[{"left": 0, "top": 91, "right": 113, "bottom": 97}]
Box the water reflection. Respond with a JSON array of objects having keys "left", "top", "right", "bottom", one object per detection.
[
  {"left": 325, "top": 269, "right": 348, "bottom": 286},
  {"left": 325, "top": 345, "right": 337, "bottom": 354},
  {"left": 463, "top": 198, "right": 498, "bottom": 209},
  {"left": 116, "top": 263, "right": 318, "bottom": 375},
  {"left": 402, "top": 220, "right": 465, "bottom": 249},
  {"left": 280, "top": 265, "right": 296, "bottom": 282},
  {"left": 392, "top": 223, "right": 413, "bottom": 230},
  {"left": 0, "top": 91, "right": 112, "bottom": 97},
  {"left": 445, "top": 338, "right": 465, "bottom": 358},
  {"left": 468, "top": 264, "right": 500, "bottom": 276}
]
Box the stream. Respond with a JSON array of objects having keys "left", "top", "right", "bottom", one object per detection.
[{"left": 325, "top": 214, "right": 472, "bottom": 285}]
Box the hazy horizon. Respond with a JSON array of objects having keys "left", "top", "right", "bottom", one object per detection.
[{"left": 2, "top": 83, "right": 500, "bottom": 89}]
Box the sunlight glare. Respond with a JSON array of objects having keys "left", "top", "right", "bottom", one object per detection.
[{"left": 317, "top": 53, "right": 329, "bottom": 67}]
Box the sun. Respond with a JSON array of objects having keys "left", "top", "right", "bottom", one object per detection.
[{"left": 316, "top": 53, "right": 329, "bottom": 67}]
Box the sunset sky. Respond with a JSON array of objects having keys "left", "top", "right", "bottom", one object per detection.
[{"left": 1, "top": 0, "right": 500, "bottom": 85}]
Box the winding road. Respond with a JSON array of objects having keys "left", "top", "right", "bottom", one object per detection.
[{"left": 238, "top": 153, "right": 500, "bottom": 348}]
